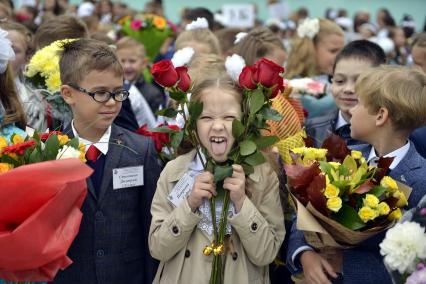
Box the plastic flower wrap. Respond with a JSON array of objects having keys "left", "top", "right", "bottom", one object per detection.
[
  {"left": 0, "top": 130, "right": 92, "bottom": 281},
  {"left": 380, "top": 196, "right": 426, "bottom": 284},
  {"left": 120, "top": 13, "right": 174, "bottom": 60},
  {"left": 24, "top": 39, "right": 76, "bottom": 125},
  {"left": 285, "top": 134, "right": 411, "bottom": 247}
]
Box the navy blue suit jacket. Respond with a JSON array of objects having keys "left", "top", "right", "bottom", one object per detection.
[
  {"left": 286, "top": 142, "right": 426, "bottom": 283},
  {"left": 53, "top": 124, "right": 161, "bottom": 284}
]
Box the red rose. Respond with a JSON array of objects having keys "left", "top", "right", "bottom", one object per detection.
[
  {"left": 151, "top": 60, "right": 179, "bottom": 88},
  {"left": 175, "top": 66, "right": 191, "bottom": 92},
  {"left": 40, "top": 131, "right": 63, "bottom": 142},
  {"left": 270, "top": 76, "right": 285, "bottom": 98},
  {"left": 253, "top": 58, "right": 284, "bottom": 88},
  {"left": 135, "top": 124, "right": 152, "bottom": 137},
  {"left": 239, "top": 66, "right": 257, "bottom": 89}
]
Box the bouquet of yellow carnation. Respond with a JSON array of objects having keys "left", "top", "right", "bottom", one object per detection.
[{"left": 285, "top": 134, "right": 410, "bottom": 247}]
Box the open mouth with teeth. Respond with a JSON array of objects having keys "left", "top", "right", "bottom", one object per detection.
[{"left": 210, "top": 136, "right": 228, "bottom": 156}]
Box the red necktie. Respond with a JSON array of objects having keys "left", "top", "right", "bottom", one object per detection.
[{"left": 86, "top": 145, "right": 101, "bottom": 163}]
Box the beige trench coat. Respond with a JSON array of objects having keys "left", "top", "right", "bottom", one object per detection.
[{"left": 149, "top": 150, "right": 285, "bottom": 284}]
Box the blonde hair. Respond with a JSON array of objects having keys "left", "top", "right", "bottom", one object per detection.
[
  {"left": 175, "top": 28, "right": 221, "bottom": 55},
  {"left": 233, "top": 27, "right": 284, "bottom": 65},
  {"left": 286, "top": 18, "right": 344, "bottom": 79},
  {"left": 356, "top": 65, "right": 426, "bottom": 132},
  {"left": 0, "top": 65, "right": 26, "bottom": 126},
  {"left": 412, "top": 32, "right": 426, "bottom": 48},
  {"left": 116, "top": 36, "right": 146, "bottom": 57},
  {"left": 188, "top": 53, "right": 226, "bottom": 84}
]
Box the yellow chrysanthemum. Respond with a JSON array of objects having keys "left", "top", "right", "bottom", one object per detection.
[
  {"left": 45, "top": 71, "right": 61, "bottom": 92},
  {"left": 79, "top": 143, "right": 86, "bottom": 152},
  {"left": 276, "top": 130, "right": 306, "bottom": 164},
  {"left": 328, "top": 162, "right": 341, "bottom": 169},
  {"left": 0, "top": 163, "right": 13, "bottom": 173},
  {"left": 363, "top": 194, "right": 380, "bottom": 209},
  {"left": 57, "top": 134, "right": 70, "bottom": 146},
  {"left": 358, "top": 206, "right": 379, "bottom": 223},
  {"left": 380, "top": 176, "right": 398, "bottom": 192},
  {"left": 378, "top": 202, "right": 390, "bottom": 215},
  {"left": 12, "top": 134, "right": 24, "bottom": 145},
  {"left": 351, "top": 150, "right": 363, "bottom": 160},
  {"left": 324, "top": 184, "right": 340, "bottom": 198},
  {"left": 393, "top": 190, "right": 408, "bottom": 207},
  {"left": 327, "top": 197, "right": 342, "bottom": 212},
  {"left": 291, "top": 146, "right": 306, "bottom": 155},
  {"left": 0, "top": 136, "right": 8, "bottom": 153},
  {"left": 388, "top": 208, "right": 402, "bottom": 221}
]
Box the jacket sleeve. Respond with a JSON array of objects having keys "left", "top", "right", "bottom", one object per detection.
[
  {"left": 286, "top": 220, "right": 313, "bottom": 274},
  {"left": 148, "top": 167, "right": 202, "bottom": 261},
  {"left": 228, "top": 165, "right": 285, "bottom": 266}
]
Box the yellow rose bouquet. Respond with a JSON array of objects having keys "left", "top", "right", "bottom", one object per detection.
[{"left": 284, "top": 134, "right": 410, "bottom": 247}]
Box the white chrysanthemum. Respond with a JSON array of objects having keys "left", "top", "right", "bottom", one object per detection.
[
  {"left": 234, "top": 32, "right": 248, "bottom": 44},
  {"left": 56, "top": 145, "right": 81, "bottom": 160},
  {"left": 185, "top": 17, "right": 209, "bottom": 31},
  {"left": 171, "top": 47, "right": 195, "bottom": 67},
  {"left": 380, "top": 222, "right": 426, "bottom": 274},
  {"left": 297, "top": 18, "right": 320, "bottom": 39},
  {"left": 225, "top": 54, "right": 246, "bottom": 82}
]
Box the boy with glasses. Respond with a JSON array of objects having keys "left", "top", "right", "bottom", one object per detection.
[{"left": 54, "top": 39, "right": 161, "bottom": 283}]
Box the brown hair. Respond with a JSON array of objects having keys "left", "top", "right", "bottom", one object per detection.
[
  {"left": 356, "top": 65, "right": 426, "bottom": 132},
  {"left": 0, "top": 65, "right": 26, "bottom": 126},
  {"left": 412, "top": 32, "right": 426, "bottom": 48},
  {"left": 116, "top": 36, "right": 145, "bottom": 57},
  {"left": 59, "top": 38, "right": 123, "bottom": 86},
  {"left": 233, "top": 26, "right": 284, "bottom": 65},
  {"left": 286, "top": 18, "right": 344, "bottom": 79},
  {"left": 34, "top": 15, "right": 89, "bottom": 49},
  {"left": 188, "top": 53, "right": 226, "bottom": 84},
  {"left": 214, "top": 27, "right": 244, "bottom": 56},
  {"left": 0, "top": 21, "right": 33, "bottom": 56},
  {"left": 175, "top": 28, "right": 221, "bottom": 55}
]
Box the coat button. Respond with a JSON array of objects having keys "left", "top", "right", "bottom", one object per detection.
[
  {"left": 95, "top": 211, "right": 104, "bottom": 220},
  {"left": 96, "top": 249, "right": 104, "bottom": 257},
  {"left": 172, "top": 225, "right": 179, "bottom": 235},
  {"left": 232, "top": 252, "right": 238, "bottom": 261},
  {"left": 185, "top": 249, "right": 191, "bottom": 258},
  {"left": 251, "top": 222, "right": 258, "bottom": 231}
]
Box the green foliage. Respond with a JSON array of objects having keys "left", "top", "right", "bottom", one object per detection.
[
  {"left": 214, "top": 165, "right": 233, "bottom": 182},
  {"left": 239, "top": 140, "right": 257, "bottom": 156},
  {"left": 156, "top": 108, "right": 178, "bottom": 118},
  {"left": 333, "top": 204, "right": 366, "bottom": 230}
]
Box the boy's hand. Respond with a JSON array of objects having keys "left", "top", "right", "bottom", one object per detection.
[
  {"left": 223, "top": 165, "right": 246, "bottom": 213},
  {"left": 187, "top": 172, "right": 216, "bottom": 211},
  {"left": 300, "top": 250, "right": 337, "bottom": 284}
]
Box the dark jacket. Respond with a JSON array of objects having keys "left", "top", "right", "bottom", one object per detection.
[{"left": 134, "top": 76, "right": 165, "bottom": 115}]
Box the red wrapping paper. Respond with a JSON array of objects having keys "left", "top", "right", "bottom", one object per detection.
[{"left": 0, "top": 158, "right": 92, "bottom": 281}]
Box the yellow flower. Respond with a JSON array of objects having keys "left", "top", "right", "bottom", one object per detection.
[
  {"left": 0, "top": 163, "right": 13, "bottom": 173},
  {"left": 380, "top": 176, "right": 398, "bottom": 192},
  {"left": 328, "top": 162, "right": 341, "bottom": 169},
  {"left": 291, "top": 147, "right": 306, "bottom": 155},
  {"left": 358, "top": 206, "right": 379, "bottom": 223},
  {"left": 324, "top": 184, "right": 340, "bottom": 198},
  {"left": 0, "top": 136, "right": 8, "bottom": 154},
  {"left": 327, "top": 197, "right": 342, "bottom": 212},
  {"left": 378, "top": 202, "right": 390, "bottom": 215},
  {"left": 351, "top": 150, "right": 363, "bottom": 160},
  {"left": 153, "top": 16, "right": 167, "bottom": 29},
  {"left": 393, "top": 190, "right": 408, "bottom": 207},
  {"left": 388, "top": 208, "right": 402, "bottom": 221},
  {"left": 359, "top": 157, "right": 366, "bottom": 164},
  {"left": 325, "top": 174, "right": 330, "bottom": 185},
  {"left": 58, "top": 134, "right": 70, "bottom": 146},
  {"left": 363, "top": 194, "right": 379, "bottom": 209},
  {"left": 12, "top": 134, "right": 24, "bottom": 145},
  {"left": 45, "top": 71, "right": 61, "bottom": 92},
  {"left": 314, "top": 148, "right": 327, "bottom": 159}
]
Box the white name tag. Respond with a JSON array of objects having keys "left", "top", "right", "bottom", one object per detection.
[
  {"left": 112, "top": 166, "right": 144, "bottom": 190},
  {"left": 168, "top": 171, "right": 200, "bottom": 207}
]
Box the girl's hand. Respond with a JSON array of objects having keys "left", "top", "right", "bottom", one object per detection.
[
  {"left": 300, "top": 250, "right": 337, "bottom": 284},
  {"left": 187, "top": 172, "right": 216, "bottom": 211},
  {"left": 224, "top": 164, "right": 246, "bottom": 213}
]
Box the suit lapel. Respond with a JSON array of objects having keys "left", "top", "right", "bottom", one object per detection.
[{"left": 390, "top": 143, "right": 422, "bottom": 185}]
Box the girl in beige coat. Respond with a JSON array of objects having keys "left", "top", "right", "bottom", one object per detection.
[{"left": 149, "top": 64, "right": 285, "bottom": 284}]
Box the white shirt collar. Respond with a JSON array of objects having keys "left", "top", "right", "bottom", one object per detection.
[
  {"left": 188, "top": 149, "right": 207, "bottom": 171},
  {"left": 335, "top": 110, "right": 349, "bottom": 130},
  {"left": 71, "top": 120, "right": 111, "bottom": 155},
  {"left": 367, "top": 141, "right": 411, "bottom": 170}
]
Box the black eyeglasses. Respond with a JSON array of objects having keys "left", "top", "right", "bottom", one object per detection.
[{"left": 68, "top": 84, "right": 129, "bottom": 103}]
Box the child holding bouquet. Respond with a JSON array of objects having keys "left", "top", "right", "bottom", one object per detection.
[
  {"left": 149, "top": 59, "right": 285, "bottom": 283},
  {"left": 287, "top": 65, "right": 426, "bottom": 284}
]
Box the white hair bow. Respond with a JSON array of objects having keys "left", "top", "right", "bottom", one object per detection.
[
  {"left": 185, "top": 17, "right": 209, "bottom": 31},
  {"left": 0, "top": 28, "right": 15, "bottom": 74}
]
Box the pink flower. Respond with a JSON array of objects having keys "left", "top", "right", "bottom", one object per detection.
[{"left": 130, "top": 20, "right": 142, "bottom": 31}]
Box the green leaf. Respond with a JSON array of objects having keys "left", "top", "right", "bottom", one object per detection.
[
  {"left": 156, "top": 108, "right": 178, "bottom": 118},
  {"left": 169, "top": 90, "right": 186, "bottom": 101},
  {"left": 261, "top": 107, "right": 282, "bottom": 121},
  {"left": 253, "top": 135, "right": 279, "bottom": 149},
  {"left": 332, "top": 204, "right": 366, "bottom": 230},
  {"left": 232, "top": 119, "right": 244, "bottom": 140},
  {"left": 149, "top": 126, "right": 178, "bottom": 133},
  {"left": 189, "top": 101, "right": 203, "bottom": 120},
  {"left": 170, "top": 131, "right": 184, "bottom": 148},
  {"left": 1, "top": 155, "right": 20, "bottom": 167},
  {"left": 249, "top": 89, "right": 265, "bottom": 114},
  {"left": 214, "top": 165, "right": 233, "bottom": 182},
  {"left": 369, "top": 186, "right": 388, "bottom": 198},
  {"left": 68, "top": 137, "right": 79, "bottom": 149},
  {"left": 343, "top": 155, "right": 357, "bottom": 174},
  {"left": 29, "top": 148, "right": 42, "bottom": 164},
  {"left": 241, "top": 163, "right": 254, "bottom": 176},
  {"left": 239, "top": 140, "right": 257, "bottom": 156},
  {"left": 44, "top": 134, "right": 60, "bottom": 160},
  {"left": 244, "top": 150, "right": 266, "bottom": 166},
  {"left": 319, "top": 161, "right": 332, "bottom": 176}
]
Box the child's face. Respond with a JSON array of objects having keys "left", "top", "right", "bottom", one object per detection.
[
  {"left": 332, "top": 58, "right": 373, "bottom": 118},
  {"left": 116, "top": 48, "right": 146, "bottom": 82},
  {"left": 315, "top": 34, "right": 344, "bottom": 75},
  {"left": 196, "top": 87, "right": 242, "bottom": 162},
  {"left": 7, "top": 30, "right": 27, "bottom": 78},
  {"left": 64, "top": 70, "right": 123, "bottom": 135},
  {"left": 412, "top": 46, "right": 426, "bottom": 74},
  {"left": 349, "top": 97, "right": 377, "bottom": 142}
]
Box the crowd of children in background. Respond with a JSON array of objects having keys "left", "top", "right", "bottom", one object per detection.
[{"left": 1, "top": 0, "right": 426, "bottom": 283}]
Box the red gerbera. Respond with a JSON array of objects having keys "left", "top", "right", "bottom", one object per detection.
[{"left": 2, "top": 140, "right": 37, "bottom": 155}]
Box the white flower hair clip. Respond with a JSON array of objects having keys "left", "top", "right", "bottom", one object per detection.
[
  {"left": 171, "top": 47, "right": 195, "bottom": 67},
  {"left": 225, "top": 54, "right": 246, "bottom": 82},
  {"left": 186, "top": 17, "right": 209, "bottom": 31},
  {"left": 297, "top": 18, "right": 320, "bottom": 39},
  {"left": 234, "top": 32, "right": 248, "bottom": 45},
  {"left": 0, "top": 28, "right": 15, "bottom": 74}
]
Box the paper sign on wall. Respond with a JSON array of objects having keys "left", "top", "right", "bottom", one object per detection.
[{"left": 222, "top": 4, "right": 255, "bottom": 28}]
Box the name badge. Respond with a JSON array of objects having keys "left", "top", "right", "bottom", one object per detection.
[
  {"left": 168, "top": 171, "right": 200, "bottom": 207},
  {"left": 113, "top": 166, "right": 144, "bottom": 190}
]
